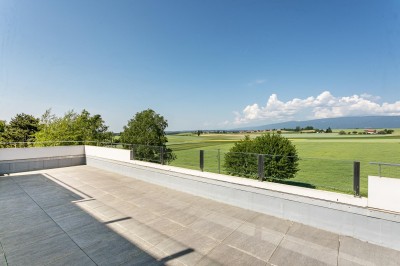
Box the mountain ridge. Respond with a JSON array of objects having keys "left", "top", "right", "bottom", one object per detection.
[{"left": 235, "top": 116, "right": 400, "bottom": 130}]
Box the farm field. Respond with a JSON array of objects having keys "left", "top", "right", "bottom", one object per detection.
[{"left": 166, "top": 131, "right": 400, "bottom": 196}]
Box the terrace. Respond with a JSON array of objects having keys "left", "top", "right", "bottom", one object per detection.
[{"left": 1, "top": 145, "right": 400, "bottom": 265}]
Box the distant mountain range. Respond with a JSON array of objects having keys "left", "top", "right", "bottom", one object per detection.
[{"left": 236, "top": 116, "right": 400, "bottom": 130}]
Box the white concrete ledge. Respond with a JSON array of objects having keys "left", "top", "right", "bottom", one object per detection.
[
  {"left": 0, "top": 146, "right": 85, "bottom": 160},
  {"left": 0, "top": 146, "right": 86, "bottom": 174},
  {"left": 0, "top": 155, "right": 86, "bottom": 174},
  {"left": 369, "top": 175, "right": 400, "bottom": 213}
]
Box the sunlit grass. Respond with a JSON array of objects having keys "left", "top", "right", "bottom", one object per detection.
[{"left": 166, "top": 131, "right": 400, "bottom": 196}]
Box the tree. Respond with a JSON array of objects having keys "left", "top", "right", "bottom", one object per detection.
[
  {"left": 0, "top": 120, "right": 5, "bottom": 144},
  {"left": 0, "top": 120, "right": 5, "bottom": 133},
  {"left": 224, "top": 133, "right": 299, "bottom": 180},
  {"left": 379, "top": 129, "right": 394, "bottom": 135},
  {"left": 325, "top": 127, "right": 332, "bottom": 133},
  {"left": 1, "top": 113, "right": 40, "bottom": 146},
  {"left": 35, "top": 109, "right": 112, "bottom": 145},
  {"left": 120, "top": 109, "right": 175, "bottom": 163}
]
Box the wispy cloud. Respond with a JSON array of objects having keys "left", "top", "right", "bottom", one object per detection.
[
  {"left": 233, "top": 91, "right": 400, "bottom": 125},
  {"left": 247, "top": 79, "right": 266, "bottom": 86}
]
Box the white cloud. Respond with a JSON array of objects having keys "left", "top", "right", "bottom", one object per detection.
[
  {"left": 233, "top": 91, "right": 400, "bottom": 125},
  {"left": 247, "top": 79, "right": 266, "bottom": 86}
]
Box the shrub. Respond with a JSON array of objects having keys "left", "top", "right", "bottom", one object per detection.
[{"left": 224, "top": 134, "right": 299, "bottom": 180}]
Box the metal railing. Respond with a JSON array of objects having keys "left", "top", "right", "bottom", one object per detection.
[
  {"left": 0, "top": 141, "right": 133, "bottom": 148},
  {"left": 0, "top": 141, "right": 370, "bottom": 196},
  {"left": 369, "top": 162, "right": 400, "bottom": 178}
]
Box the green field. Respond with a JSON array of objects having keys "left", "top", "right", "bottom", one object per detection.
[{"left": 166, "top": 131, "right": 400, "bottom": 196}]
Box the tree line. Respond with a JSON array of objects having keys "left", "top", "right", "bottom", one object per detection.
[
  {"left": 0, "top": 110, "right": 111, "bottom": 146},
  {"left": 1, "top": 109, "right": 298, "bottom": 179},
  {"left": 282, "top": 126, "right": 332, "bottom": 133},
  {"left": 0, "top": 109, "right": 174, "bottom": 163}
]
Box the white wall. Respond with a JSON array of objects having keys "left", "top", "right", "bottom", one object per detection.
[
  {"left": 368, "top": 175, "right": 400, "bottom": 213},
  {"left": 84, "top": 145, "right": 131, "bottom": 162},
  {"left": 0, "top": 146, "right": 85, "bottom": 161}
]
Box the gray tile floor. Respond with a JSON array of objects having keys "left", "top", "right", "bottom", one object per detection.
[{"left": 1, "top": 165, "right": 400, "bottom": 266}]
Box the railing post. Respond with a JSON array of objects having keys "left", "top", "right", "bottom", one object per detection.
[
  {"left": 160, "top": 146, "right": 164, "bottom": 165},
  {"left": 200, "top": 150, "right": 204, "bottom": 172},
  {"left": 258, "top": 154, "right": 264, "bottom": 181},
  {"left": 217, "top": 149, "right": 221, "bottom": 174},
  {"left": 378, "top": 164, "right": 381, "bottom": 177},
  {"left": 353, "top": 161, "right": 360, "bottom": 197},
  {"left": 130, "top": 146, "right": 135, "bottom": 160}
]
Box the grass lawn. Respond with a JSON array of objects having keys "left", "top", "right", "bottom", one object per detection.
[{"left": 166, "top": 132, "right": 400, "bottom": 196}]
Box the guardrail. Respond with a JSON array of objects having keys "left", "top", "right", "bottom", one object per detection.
[
  {"left": 0, "top": 141, "right": 376, "bottom": 196},
  {"left": 0, "top": 141, "right": 133, "bottom": 148},
  {"left": 369, "top": 162, "right": 400, "bottom": 178}
]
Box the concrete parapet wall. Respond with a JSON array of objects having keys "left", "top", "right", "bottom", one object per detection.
[
  {"left": 368, "top": 175, "right": 400, "bottom": 213},
  {"left": 84, "top": 145, "right": 131, "bottom": 162},
  {"left": 0, "top": 146, "right": 86, "bottom": 174},
  {"left": 0, "top": 145, "right": 85, "bottom": 161},
  {"left": 86, "top": 155, "right": 400, "bottom": 251}
]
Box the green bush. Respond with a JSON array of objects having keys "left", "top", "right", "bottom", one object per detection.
[{"left": 224, "top": 133, "right": 299, "bottom": 180}]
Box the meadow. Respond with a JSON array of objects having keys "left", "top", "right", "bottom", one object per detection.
[{"left": 166, "top": 130, "right": 400, "bottom": 196}]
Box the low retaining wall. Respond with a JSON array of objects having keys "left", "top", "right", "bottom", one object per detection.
[
  {"left": 0, "top": 146, "right": 85, "bottom": 175},
  {"left": 86, "top": 151, "right": 400, "bottom": 251},
  {"left": 368, "top": 175, "right": 400, "bottom": 213},
  {"left": 84, "top": 145, "right": 131, "bottom": 162}
]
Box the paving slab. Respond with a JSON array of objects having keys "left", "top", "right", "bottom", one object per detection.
[
  {"left": 119, "top": 250, "right": 164, "bottom": 266},
  {"left": 155, "top": 228, "right": 219, "bottom": 265},
  {"left": 0, "top": 252, "right": 6, "bottom": 266},
  {"left": 197, "top": 244, "right": 266, "bottom": 265},
  {"left": 44, "top": 250, "right": 96, "bottom": 266},
  {"left": 269, "top": 222, "right": 339, "bottom": 265},
  {"left": 44, "top": 202, "right": 87, "bottom": 221},
  {"left": 0, "top": 196, "right": 42, "bottom": 216},
  {"left": 5, "top": 233, "right": 82, "bottom": 266},
  {"left": 162, "top": 207, "right": 201, "bottom": 227},
  {"left": 82, "top": 235, "right": 143, "bottom": 265},
  {"left": 67, "top": 222, "right": 119, "bottom": 248},
  {"left": 338, "top": 236, "right": 400, "bottom": 266},
  {"left": 287, "top": 222, "right": 340, "bottom": 250},
  {"left": 0, "top": 211, "right": 51, "bottom": 235},
  {"left": 248, "top": 212, "right": 293, "bottom": 234},
  {"left": 188, "top": 211, "right": 244, "bottom": 242},
  {"left": 222, "top": 220, "right": 285, "bottom": 261},
  {"left": 0, "top": 185, "right": 26, "bottom": 200},
  {"left": 123, "top": 206, "right": 162, "bottom": 224},
  {"left": 0, "top": 219, "right": 63, "bottom": 254},
  {"left": 52, "top": 209, "right": 99, "bottom": 232}
]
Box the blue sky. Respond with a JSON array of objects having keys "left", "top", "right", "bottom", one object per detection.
[{"left": 1, "top": 0, "right": 399, "bottom": 131}]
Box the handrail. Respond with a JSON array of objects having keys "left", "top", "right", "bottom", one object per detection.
[
  {"left": 369, "top": 162, "right": 400, "bottom": 177},
  {"left": 0, "top": 141, "right": 134, "bottom": 148}
]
